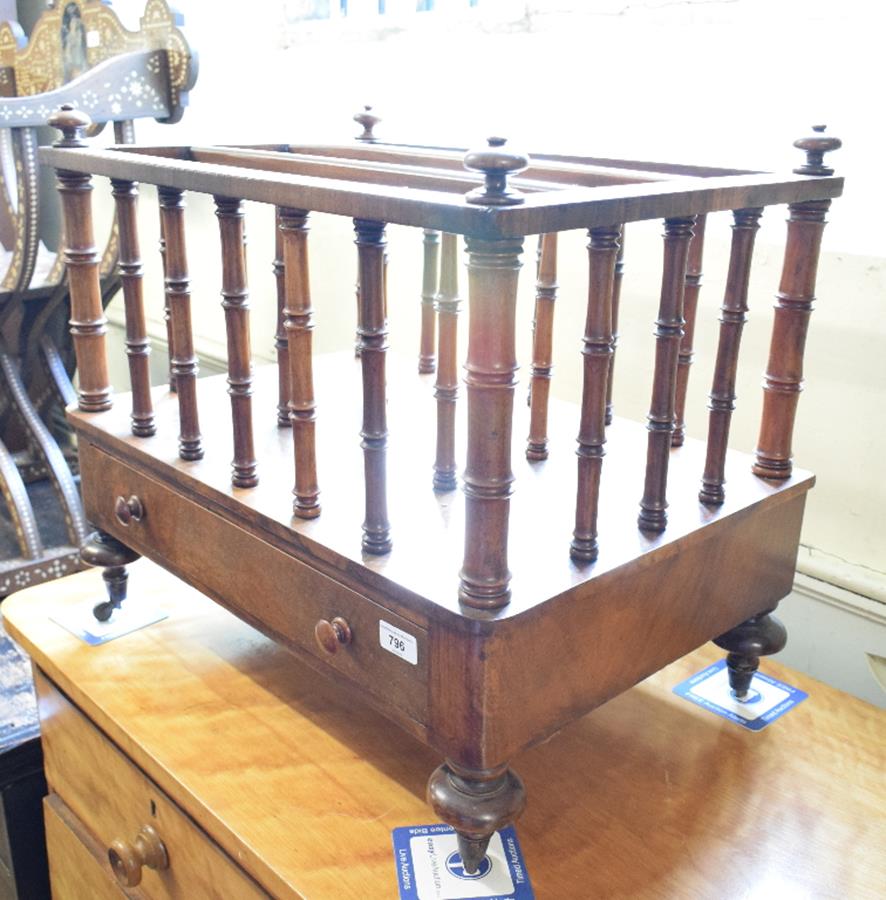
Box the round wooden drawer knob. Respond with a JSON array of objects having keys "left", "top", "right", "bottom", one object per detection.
[
  {"left": 314, "top": 616, "right": 352, "bottom": 654},
  {"left": 108, "top": 824, "right": 168, "bottom": 887},
  {"left": 114, "top": 494, "right": 144, "bottom": 526}
]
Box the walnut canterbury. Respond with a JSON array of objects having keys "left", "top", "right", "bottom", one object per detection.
[{"left": 43, "top": 110, "right": 840, "bottom": 873}]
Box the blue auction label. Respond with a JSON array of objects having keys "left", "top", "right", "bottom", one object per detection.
[
  {"left": 673, "top": 659, "right": 808, "bottom": 731},
  {"left": 392, "top": 824, "right": 534, "bottom": 900}
]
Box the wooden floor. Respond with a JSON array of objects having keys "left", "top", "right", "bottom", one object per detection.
[{"left": 4, "top": 564, "right": 884, "bottom": 899}]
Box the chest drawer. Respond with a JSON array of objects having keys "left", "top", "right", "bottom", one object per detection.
[
  {"left": 79, "top": 441, "right": 429, "bottom": 726},
  {"left": 44, "top": 795, "right": 131, "bottom": 900},
  {"left": 37, "top": 671, "right": 269, "bottom": 899}
]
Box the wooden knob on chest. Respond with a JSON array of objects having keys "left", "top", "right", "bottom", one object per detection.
[
  {"left": 107, "top": 824, "right": 168, "bottom": 887},
  {"left": 314, "top": 616, "right": 352, "bottom": 654},
  {"left": 464, "top": 136, "right": 529, "bottom": 206},
  {"left": 114, "top": 495, "right": 144, "bottom": 526}
]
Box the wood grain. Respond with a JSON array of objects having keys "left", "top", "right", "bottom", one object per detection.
[
  {"left": 44, "top": 796, "right": 133, "bottom": 900},
  {"left": 6, "top": 569, "right": 883, "bottom": 900},
  {"left": 214, "top": 195, "right": 257, "bottom": 488},
  {"left": 39, "top": 145, "right": 842, "bottom": 240},
  {"left": 526, "top": 232, "right": 557, "bottom": 461},
  {"left": 110, "top": 178, "right": 154, "bottom": 438},
  {"left": 157, "top": 186, "right": 201, "bottom": 460},
  {"left": 68, "top": 353, "right": 814, "bottom": 622},
  {"left": 419, "top": 229, "right": 439, "bottom": 374},
  {"left": 55, "top": 164, "right": 110, "bottom": 412},
  {"left": 280, "top": 208, "right": 320, "bottom": 518},
  {"left": 38, "top": 676, "right": 267, "bottom": 899}
]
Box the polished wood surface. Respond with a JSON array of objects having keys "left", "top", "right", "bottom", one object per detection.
[
  {"left": 638, "top": 216, "right": 695, "bottom": 532},
  {"left": 672, "top": 213, "right": 706, "bottom": 448},
  {"left": 526, "top": 232, "right": 557, "bottom": 461},
  {"left": 605, "top": 226, "right": 625, "bottom": 425},
  {"left": 571, "top": 225, "right": 619, "bottom": 562},
  {"left": 110, "top": 179, "right": 155, "bottom": 439},
  {"left": 40, "top": 144, "right": 842, "bottom": 240},
  {"left": 700, "top": 207, "right": 762, "bottom": 505},
  {"left": 214, "top": 196, "right": 257, "bottom": 489},
  {"left": 280, "top": 208, "right": 320, "bottom": 519},
  {"left": 70, "top": 356, "right": 814, "bottom": 623},
  {"left": 418, "top": 229, "right": 439, "bottom": 375},
  {"left": 432, "top": 233, "right": 460, "bottom": 493},
  {"left": 48, "top": 127, "right": 841, "bottom": 863},
  {"left": 37, "top": 670, "right": 266, "bottom": 898},
  {"left": 273, "top": 209, "right": 290, "bottom": 427},
  {"left": 354, "top": 219, "right": 391, "bottom": 555},
  {"left": 43, "top": 797, "right": 135, "bottom": 900},
  {"left": 5, "top": 568, "right": 883, "bottom": 899},
  {"left": 754, "top": 198, "right": 829, "bottom": 480},
  {"left": 50, "top": 108, "right": 110, "bottom": 414},
  {"left": 459, "top": 237, "right": 524, "bottom": 608},
  {"left": 157, "top": 187, "right": 201, "bottom": 462}
]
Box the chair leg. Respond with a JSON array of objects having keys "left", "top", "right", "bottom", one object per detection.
[
  {"left": 713, "top": 611, "right": 787, "bottom": 698},
  {"left": 80, "top": 531, "right": 140, "bottom": 621}
]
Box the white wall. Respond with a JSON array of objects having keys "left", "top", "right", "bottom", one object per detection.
[{"left": 100, "top": 0, "right": 884, "bottom": 699}]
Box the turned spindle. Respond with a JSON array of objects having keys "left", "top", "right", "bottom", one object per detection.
[
  {"left": 157, "top": 200, "right": 176, "bottom": 392},
  {"left": 111, "top": 179, "right": 155, "bottom": 437},
  {"left": 458, "top": 236, "right": 522, "bottom": 608},
  {"left": 526, "top": 232, "right": 557, "bottom": 461},
  {"left": 214, "top": 196, "right": 257, "bottom": 488},
  {"left": 714, "top": 611, "right": 787, "bottom": 699},
  {"left": 754, "top": 127, "right": 840, "bottom": 480},
  {"left": 638, "top": 216, "right": 695, "bottom": 533},
  {"left": 427, "top": 762, "right": 526, "bottom": 876},
  {"left": 605, "top": 227, "right": 625, "bottom": 426},
  {"left": 571, "top": 225, "right": 620, "bottom": 562},
  {"left": 419, "top": 229, "right": 440, "bottom": 374},
  {"left": 158, "top": 186, "right": 202, "bottom": 460},
  {"left": 354, "top": 218, "right": 391, "bottom": 553},
  {"left": 700, "top": 208, "right": 763, "bottom": 505},
  {"left": 354, "top": 105, "right": 380, "bottom": 143},
  {"left": 280, "top": 208, "right": 320, "bottom": 519},
  {"left": 273, "top": 208, "right": 290, "bottom": 426},
  {"left": 672, "top": 214, "right": 706, "bottom": 447},
  {"left": 433, "top": 233, "right": 461, "bottom": 492},
  {"left": 459, "top": 140, "right": 526, "bottom": 607},
  {"left": 49, "top": 105, "right": 111, "bottom": 412}
]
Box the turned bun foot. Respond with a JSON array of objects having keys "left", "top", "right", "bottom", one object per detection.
[
  {"left": 714, "top": 611, "right": 787, "bottom": 698},
  {"left": 80, "top": 531, "right": 141, "bottom": 621},
  {"left": 427, "top": 761, "right": 526, "bottom": 875}
]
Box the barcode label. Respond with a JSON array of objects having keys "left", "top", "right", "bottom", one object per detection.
[{"left": 379, "top": 620, "right": 418, "bottom": 665}]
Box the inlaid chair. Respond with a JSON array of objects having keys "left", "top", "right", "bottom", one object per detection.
[
  {"left": 0, "top": 0, "right": 195, "bottom": 596},
  {"left": 44, "top": 111, "right": 840, "bottom": 872}
]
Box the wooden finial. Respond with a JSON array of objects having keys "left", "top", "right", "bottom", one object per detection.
[
  {"left": 49, "top": 103, "right": 91, "bottom": 148},
  {"left": 793, "top": 125, "right": 841, "bottom": 176},
  {"left": 464, "top": 137, "right": 529, "bottom": 206},
  {"left": 354, "top": 105, "right": 381, "bottom": 142}
]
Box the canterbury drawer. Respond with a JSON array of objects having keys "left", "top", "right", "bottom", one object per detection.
[
  {"left": 79, "top": 442, "right": 429, "bottom": 726},
  {"left": 37, "top": 672, "right": 269, "bottom": 899}
]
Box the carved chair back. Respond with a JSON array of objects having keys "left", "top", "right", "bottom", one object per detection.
[{"left": 0, "top": 0, "right": 195, "bottom": 597}]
